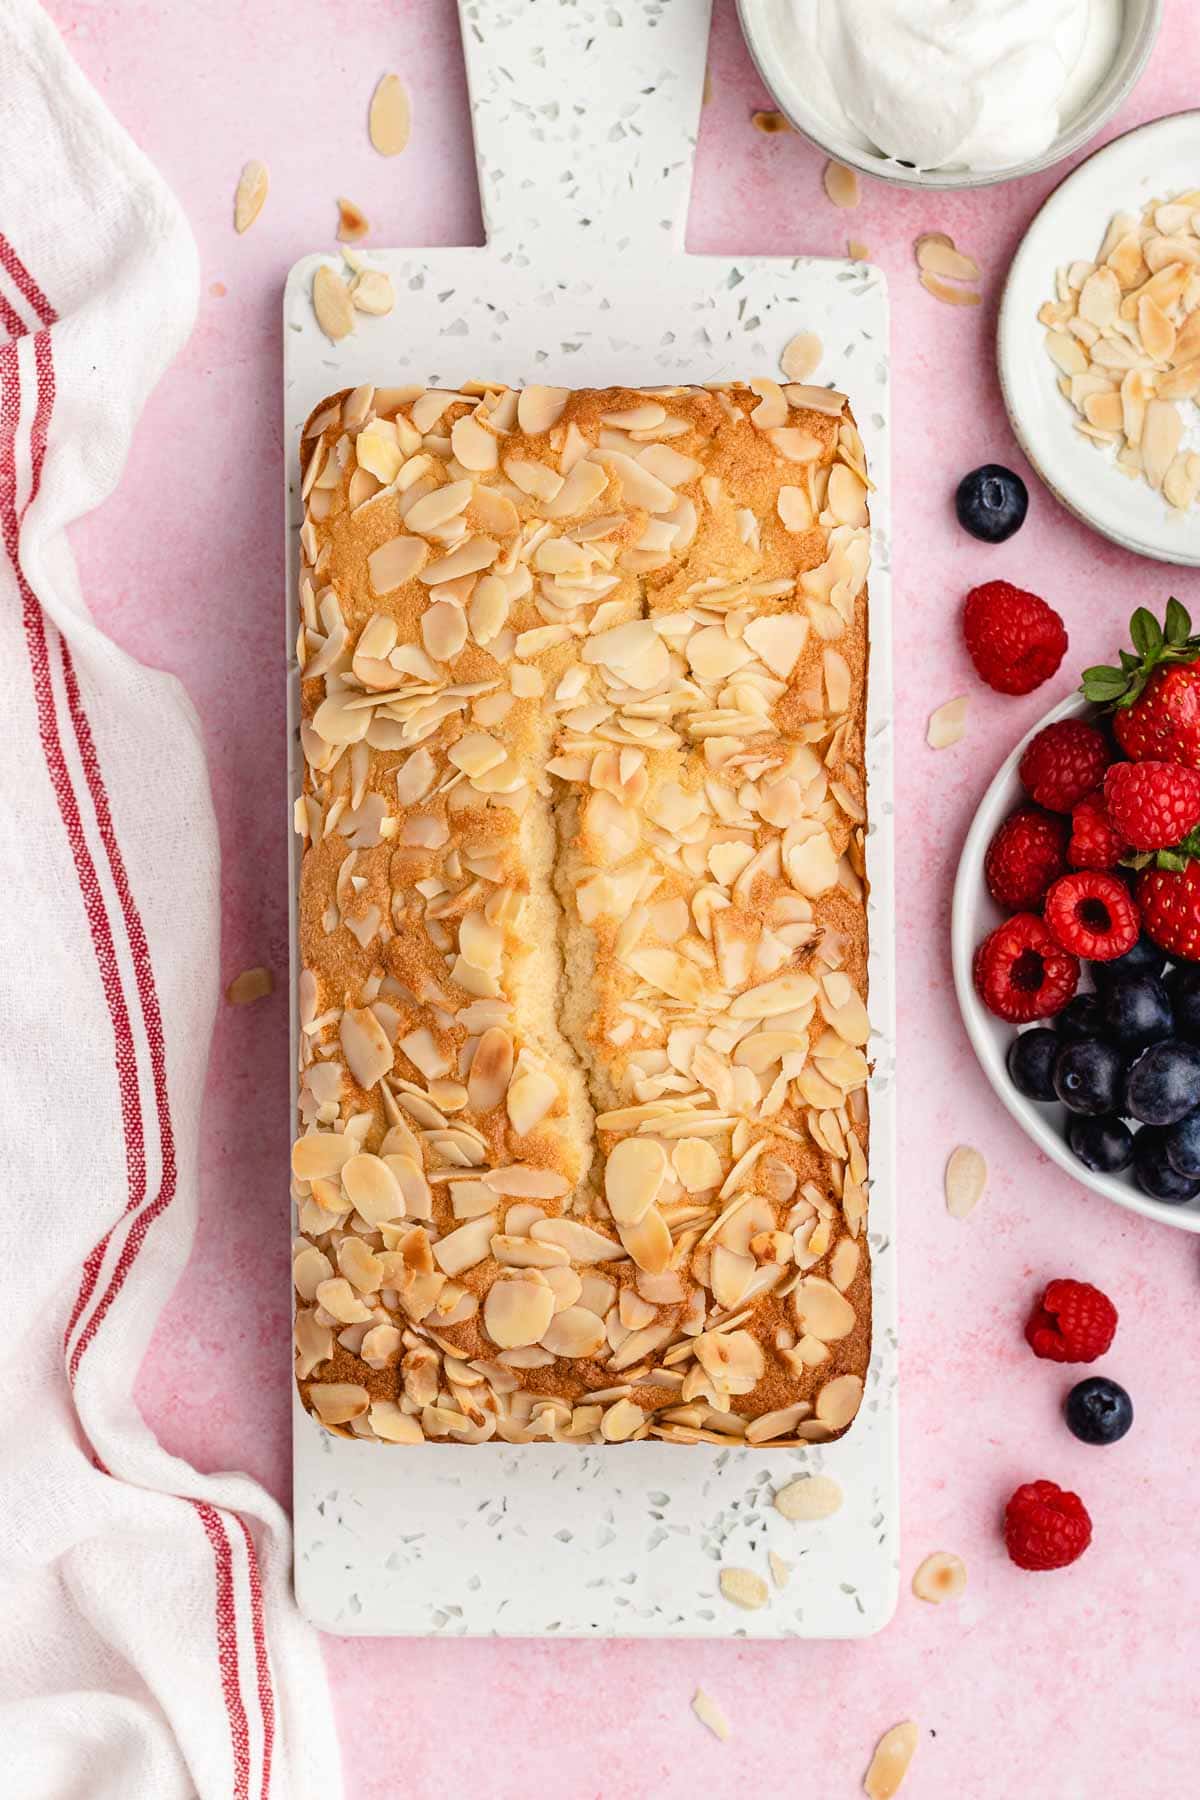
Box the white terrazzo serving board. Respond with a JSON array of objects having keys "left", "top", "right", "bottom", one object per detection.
[{"left": 284, "top": 0, "right": 896, "bottom": 1638}]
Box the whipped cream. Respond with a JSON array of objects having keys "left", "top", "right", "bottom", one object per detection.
[{"left": 784, "top": 0, "right": 1123, "bottom": 173}]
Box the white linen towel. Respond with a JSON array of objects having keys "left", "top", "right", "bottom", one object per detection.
[{"left": 0, "top": 3, "right": 341, "bottom": 1794}]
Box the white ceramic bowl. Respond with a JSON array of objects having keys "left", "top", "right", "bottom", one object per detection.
[
  {"left": 998, "top": 110, "right": 1200, "bottom": 567},
  {"left": 951, "top": 689, "right": 1200, "bottom": 1232},
  {"left": 735, "top": 0, "right": 1162, "bottom": 192}
]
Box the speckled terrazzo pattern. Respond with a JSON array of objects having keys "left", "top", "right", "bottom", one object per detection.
[{"left": 284, "top": 0, "right": 896, "bottom": 1639}]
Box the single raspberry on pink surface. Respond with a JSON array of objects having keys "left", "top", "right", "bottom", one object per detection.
[
  {"left": 973, "top": 913, "right": 1079, "bottom": 1023},
  {"left": 984, "top": 806, "right": 1068, "bottom": 910},
  {"left": 1025, "top": 1278, "right": 1117, "bottom": 1363},
  {"left": 1103, "top": 758, "right": 1200, "bottom": 851},
  {"left": 1004, "top": 1480, "right": 1093, "bottom": 1571},
  {"left": 1068, "top": 788, "right": 1127, "bottom": 870},
  {"left": 1042, "top": 871, "right": 1140, "bottom": 962},
  {"left": 963, "top": 580, "right": 1068, "bottom": 695},
  {"left": 1019, "top": 720, "right": 1112, "bottom": 813}
]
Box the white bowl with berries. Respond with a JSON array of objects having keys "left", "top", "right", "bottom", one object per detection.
[{"left": 953, "top": 598, "right": 1200, "bottom": 1232}]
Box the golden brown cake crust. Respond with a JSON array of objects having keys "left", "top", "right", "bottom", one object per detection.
[{"left": 291, "top": 378, "right": 873, "bottom": 1447}]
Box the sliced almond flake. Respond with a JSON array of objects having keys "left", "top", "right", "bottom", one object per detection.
[
  {"left": 234, "top": 160, "right": 268, "bottom": 234},
  {"left": 926, "top": 696, "right": 967, "bottom": 749},
  {"left": 824, "top": 160, "right": 859, "bottom": 209},
  {"left": 225, "top": 966, "right": 273, "bottom": 1005},
  {"left": 865, "top": 1723, "right": 919, "bottom": 1800},
  {"left": 369, "top": 73, "right": 411, "bottom": 157},
  {"left": 915, "top": 235, "right": 979, "bottom": 283},
  {"left": 848, "top": 238, "right": 870, "bottom": 261},
  {"left": 780, "top": 331, "right": 822, "bottom": 382},
  {"left": 691, "top": 1687, "right": 730, "bottom": 1742},
  {"left": 751, "top": 109, "right": 791, "bottom": 134},
  {"left": 912, "top": 1551, "right": 967, "bottom": 1603},
  {"left": 351, "top": 269, "right": 395, "bottom": 317},
  {"left": 336, "top": 197, "right": 369, "bottom": 243},
  {"left": 718, "top": 1566, "right": 769, "bottom": 1611},
  {"left": 920, "top": 271, "right": 981, "bottom": 307},
  {"left": 774, "top": 1473, "right": 843, "bottom": 1520},
  {"left": 767, "top": 1550, "right": 792, "bottom": 1589},
  {"left": 944, "top": 1144, "right": 986, "bottom": 1218},
  {"left": 312, "top": 264, "right": 355, "bottom": 342},
  {"left": 1143, "top": 398, "right": 1183, "bottom": 491}
]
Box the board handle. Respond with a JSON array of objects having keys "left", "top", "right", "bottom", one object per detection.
[{"left": 458, "top": 0, "right": 712, "bottom": 253}]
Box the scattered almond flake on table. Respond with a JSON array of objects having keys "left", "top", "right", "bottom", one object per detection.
[
  {"left": 912, "top": 1551, "right": 968, "bottom": 1603},
  {"left": 1040, "top": 187, "right": 1200, "bottom": 512},
  {"left": 768, "top": 1551, "right": 793, "bottom": 1589},
  {"left": 702, "top": 68, "right": 714, "bottom": 107},
  {"left": 864, "top": 1722, "right": 919, "bottom": 1800},
  {"left": 848, "top": 239, "right": 871, "bottom": 261},
  {"left": 824, "top": 160, "right": 860, "bottom": 209},
  {"left": 692, "top": 1687, "right": 730, "bottom": 1742},
  {"left": 368, "top": 72, "right": 411, "bottom": 156},
  {"left": 336, "top": 197, "right": 369, "bottom": 243},
  {"left": 916, "top": 233, "right": 981, "bottom": 284},
  {"left": 225, "top": 966, "right": 274, "bottom": 1006},
  {"left": 927, "top": 696, "right": 967, "bottom": 748},
  {"left": 209, "top": 282, "right": 226, "bottom": 298},
  {"left": 312, "top": 264, "right": 356, "bottom": 341},
  {"left": 774, "top": 1473, "right": 843, "bottom": 1521},
  {"left": 751, "top": 109, "right": 791, "bottom": 134},
  {"left": 718, "top": 1566, "right": 769, "bottom": 1611},
  {"left": 920, "top": 270, "right": 982, "bottom": 307},
  {"left": 780, "top": 331, "right": 822, "bottom": 382},
  {"left": 944, "top": 1144, "right": 986, "bottom": 1219},
  {"left": 349, "top": 269, "right": 395, "bottom": 317},
  {"left": 233, "top": 159, "right": 268, "bottom": 234}
]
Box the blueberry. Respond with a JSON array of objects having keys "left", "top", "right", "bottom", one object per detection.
[
  {"left": 1007, "top": 1027, "right": 1060, "bottom": 1101},
  {"left": 1066, "top": 1113, "right": 1134, "bottom": 1173},
  {"left": 1053, "top": 1038, "right": 1125, "bottom": 1115},
  {"left": 1099, "top": 973, "right": 1173, "bottom": 1049},
  {"left": 955, "top": 464, "right": 1029, "bottom": 543},
  {"left": 1163, "top": 1108, "right": 1200, "bottom": 1178},
  {"left": 1133, "top": 1126, "right": 1200, "bottom": 1202},
  {"left": 1165, "top": 964, "right": 1200, "bottom": 1041},
  {"left": 1124, "top": 1039, "right": 1200, "bottom": 1125},
  {"left": 1065, "top": 1376, "right": 1133, "bottom": 1446},
  {"left": 1055, "top": 993, "right": 1108, "bottom": 1043},
  {"left": 1094, "top": 935, "right": 1167, "bottom": 987}
]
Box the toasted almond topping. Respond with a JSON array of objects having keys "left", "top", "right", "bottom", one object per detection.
[
  {"left": 691, "top": 1687, "right": 730, "bottom": 1742},
  {"left": 912, "top": 1551, "right": 967, "bottom": 1604},
  {"left": 926, "top": 696, "right": 967, "bottom": 749},
  {"left": 225, "top": 966, "right": 273, "bottom": 1005},
  {"left": 719, "top": 1566, "right": 769, "bottom": 1611},
  {"left": 774, "top": 1473, "right": 843, "bottom": 1521},
  {"left": 864, "top": 1723, "right": 919, "bottom": 1800},
  {"left": 369, "top": 73, "right": 411, "bottom": 156},
  {"left": 234, "top": 160, "right": 268, "bottom": 234},
  {"left": 944, "top": 1145, "right": 986, "bottom": 1219},
  {"left": 824, "top": 160, "right": 860, "bottom": 209}
]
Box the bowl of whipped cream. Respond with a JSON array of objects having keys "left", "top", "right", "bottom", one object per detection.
[{"left": 736, "top": 0, "right": 1162, "bottom": 190}]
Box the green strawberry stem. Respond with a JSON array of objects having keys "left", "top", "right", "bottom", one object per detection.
[
  {"left": 1154, "top": 826, "right": 1200, "bottom": 873},
  {"left": 1080, "top": 598, "right": 1200, "bottom": 710}
]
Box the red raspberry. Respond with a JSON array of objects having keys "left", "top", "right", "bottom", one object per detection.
[
  {"left": 1067, "top": 788, "right": 1126, "bottom": 870},
  {"left": 973, "top": 913, "right": 1080, "bottom": 1023},
  {"left": 1103, "top": 758, "right": 1200, "bottom": 851},
  {"left": 1137, "top": 857, "right": 1200, "bottom": 960},
  {"left": 1004, "top": 1480, "right": 1093, "bottom": 1571},
  {"left": 1025, "top": 1278, "right": 1118, "bottom": 1363},
  {"left": 984, "top": 807, "right": 1068, "bottom": 910},
  {"left": 962, "top": 581, "right": 1068, "bottom": 695},
  {"left": 1042, "top": 871, "right": 1140, "bottom": 962},
  {"left": 1019, "top": 719, "right": 1112, "bottom": 813}
]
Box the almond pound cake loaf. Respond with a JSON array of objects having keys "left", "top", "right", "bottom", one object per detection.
[{"left": 292, "top": 377, "right": 874, "bottom": 1447}]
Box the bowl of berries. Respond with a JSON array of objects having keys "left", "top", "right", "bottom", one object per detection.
[{"left": 953, "top": 599, "right": 1200, "bottom": 1230}]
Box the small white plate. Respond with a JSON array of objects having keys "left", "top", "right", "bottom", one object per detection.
[
  {"left": 951, "top": 689, "right": 1200, "bottom": 1234},
  {"left": 998, "top": 111, "right": 1200, "bottom": 568}
]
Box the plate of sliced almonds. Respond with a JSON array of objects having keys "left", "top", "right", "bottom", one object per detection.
[{"left": 999, "top": 111, "right": 1200, "bottom": 566}]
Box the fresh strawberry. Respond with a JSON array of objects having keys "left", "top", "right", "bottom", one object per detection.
[
  {"left": 1103, "top": 759, "right": 1200, "bottom": 851},
  {"left": 1082, "top": 599, "right": 1200, "bottom": 767},
  {"left": 984, "top": 807, "right": 1068, "bottom": 909},
  {"left": 1137, "top": 852, "right": 1200, "bottom": 960},
  {"left": 973, "top": 913, "right": 1079, "bottom": 1023},
  {"left": 963, "top": 580, "right": 1068, "bottom": 695},
  {"left": 1068, "top": 788, "right": 1126, "bottom": 870},
  {"left": 1018, "top": 719, "right": 1111, "bottom": 813},
  {"left": 1043, "top": 871, "right": 1140, "bottom": 962}
]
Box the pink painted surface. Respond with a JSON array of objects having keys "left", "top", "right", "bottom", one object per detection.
[{"left": 39, "top": 0, "right": 1200, "bottom": 1793}]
